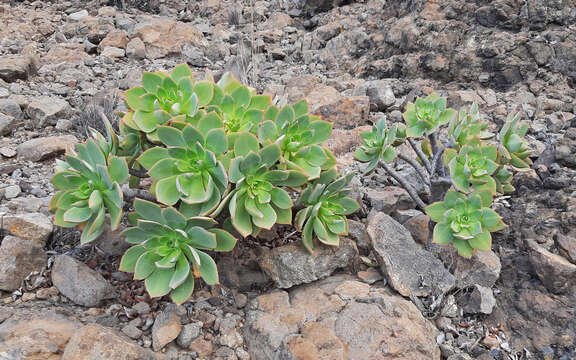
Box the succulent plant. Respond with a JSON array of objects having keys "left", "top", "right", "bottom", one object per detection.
[
  {"left": 48, "top": 64, "right": 367, "bottom": 304},
  {"left": 136, "top": 124, "right": 228, "bottom": 212},
  {"left": 354, "top": 118, "right": 405, "bottom": 173},
  {"left": 227, "top": 143, "right": 308, "bottom": 237},
  {"left": 294, "top": 169, "right": 359, "bottom": 251},
  {"left": 498, "top": 112, "right": 532, "bottom": 169},
  {"left": 448, "top": 103, "right": 494, "bottom": 149},
  {"left": 211, "top": 72, "right": 272, "bottom": 138},
  {"left": 444, "top": 140, "right": 499, "bottom": 194},
  {"left": 259, "top": 101, "right": 335, "bottom": 179},
  {"left": 119, "top": 199, "right": 236, "bottom": 304},
  {"left": 426, "top": 190, "right": 505, "bottom": 257},
  {"left": 404, "top": 93, "right": 457, "bottom": 137},
  {"left": 121, "top": 64, "right": 215, "bottom": 142},
  {"left": 50, "top": 139, "right": 128, "bottom": 243}
]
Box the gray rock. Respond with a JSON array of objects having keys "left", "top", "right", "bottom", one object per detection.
[
  {"left": 365, "top": 186, "right": 415, "bottom": 214},
  {"left": 68, "top": 9, "right": 89, "bottom": 21},
  {"left": 526, "top": 239, "right": 576, "bottom": 294},
  {"left": 1, "top": 212, "right": 53, "bottom": 245},
  {"left": 126, "top": 38, "right": 146, "bottom": 59},
  {"left": 557, "top": 234, "right": 576, "bottom": 263},
  {"left": 152, "top": 304, "right": 182, "bottom": 351},
  {"left": 219, "top": 257, "right": 270, "bottom": 291},
  {"left": 3, "top": 185, "right": 20, "bottom": 199},
  {"left": 366, "top": 212, "right": 455, "bottom": 297},
  {"left": 459, "top": 285, "right": 496, "bottom": 315},
  {"left": 122, "top": 324, "right": 143, "bottom": 339},
  {"left": 258, "top": 237, "right": 357, "bottom": 288},
  {"left": 353, "top": 80, "right": 396, "bottom": 111},
  {"left": 555, "top": 128, "right": 576, "bottom": 167},
  {"left": 55, "top": 119, "right": 73, "bottom": 130},
  {"left": 0, "top": 147, "right": 16, "bottom": 158},
  {"left": 0, "top": 112, "right": 16, "bottom": 136},
  {"left": 17, "top": 135, "right": 78, "bottom": 162},
  {"left": 0, "top": 87, "right": 9, "bottom": 98},
  {"left": 0, "top": 99, "right": 22, "bottom": 118},
  {"left": 51, "top": 255, "right": 114, "bottom": 307},
  {"left": 177, "top": 322, "right": 202, "bottom": 348},
  {"left": 132, "top": 301, "right": 152, "bottom": 314},
  {"left": 101, "top": 47, "right": 125, "bottom": 58},
  {"left": 0, "top": 236, "right": 47, "bottom": 291},
  {"left": 439, "top": 248, "right": 502, "bottom": 289},
  {"left": 0, "top": 55, "right": 33, "bottom": 82},
  {"left": 25, "top": 96, "right": 71, "bottom": 127}
]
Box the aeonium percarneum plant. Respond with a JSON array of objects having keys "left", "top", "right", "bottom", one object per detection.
[
  {"left": 49, "top": 63, "right": 359, "bottom": 303},
  {"left": 355, "top": 93, "right": 530, "bottom": 257}
]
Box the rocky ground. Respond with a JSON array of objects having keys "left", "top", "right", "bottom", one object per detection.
[{"left": 0, "top": 0, "right": 575, "bottom": 359}]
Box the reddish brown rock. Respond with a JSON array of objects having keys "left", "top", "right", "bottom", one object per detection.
[
  {"left": 152, "top": 304, "right": 182, "bottom": 351},
  {"left": 325, "top": 125, "right": 371, "bottom": 157},
  {"left": 403, "top": 214, "right": 430, "bottom": 245},
  {"left": 0, "top": 236, "right": 47, "bottom": 291},
  {"left": 526, "top": 239, "right": 576, "bottom": 294},
  {"left": 17, "top": 135, "right": 77, "bottom": 162},
  {"left": 0, "top": 308, "right": 82, "bottom": 360},
  {"left": 244, "top": 275, "right": 441, "bottom": 360},
  {"left": 61, "top": 324, "right": 160, "bottom": 360},
  {"left": 133, "top": 17, "right": 207, "bottom": 59},
  {"left": 99, "top": 29, "right": 127, "bottom": 50}
]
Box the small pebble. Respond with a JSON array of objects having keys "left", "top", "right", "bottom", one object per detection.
[
  {"left": 55, "top": 119, "right": 73, "bottom": 131},
  {"left": 21, "top": 292, "right": 36, "bottom": 302},
  {"left": 234, "top": 293, "right": 248, "bottom": 309},
  {"left": 36, "top": 287, "right": 59, "bottom": 299},
  {"left": 132, "top": 301, "right": 151, "bottom": 314},
  {"left": 0, "top": 147, "right": 16, "bottom": 158},
  {"left": 357, "top": 268, "right": 383, "bottom": 284},
  {"left": 122, "top": 324, "right": 143, "bottom": 339}
]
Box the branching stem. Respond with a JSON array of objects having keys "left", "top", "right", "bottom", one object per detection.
[
  {"left": 379, "top": 160, "right": 427, "bottom": 211},
  {"left": 407, "top": 138, "right": 432, "bottom": 173},
  {"left": 429, "top": 133, "right": 440, "bottom": 155},
  {"left": 129, "top": 169, "right": 150, "bottom": 178},
  {"left": 122, "top": 185, "right": 156, "bottom": 202},
  {"left": 430, "top": 146, "right": 445, "bottom": 177},
  {"left": 398, "top": 153, "right": 430, "bottom": 185}
]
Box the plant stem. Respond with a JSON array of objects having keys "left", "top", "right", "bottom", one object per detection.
[
  {"left": 430, "top": 146, "right": 445, "bottom": 177},
  {"left": 129, "top": 169, "right": 150, "bottom": 178},
  {"left": 398, "top": 153, "right": 430, "bottom": 185},
  {"left": 122, "top": 185, "right": 156, "bottom": 202},
  {"left": 379, "top": 160, "right": 427, "bottom": 211},
  {"left": 407, "top": 138, "right": 432, "bottom": 173},
  {"left": 429, "top": 133, "right": 440, "bottom": 155}
]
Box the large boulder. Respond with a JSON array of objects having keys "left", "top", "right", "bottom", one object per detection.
[
  {"left": 0, "top": 236, "right": 47, "bottom": 291},
  {"left": 244, "top": 275, "right": 441, "bottom": 359},
  {"left": 258, "top": 238, "right": 357, "bottom": 288},
  {"left": 51, "top": 255, "right": 114, "bottom": 307},
  {"left": 365, "top": 212, "right": 455, "bottom": 297}
]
